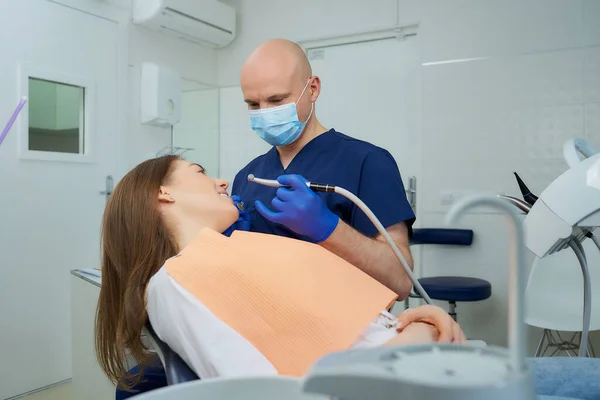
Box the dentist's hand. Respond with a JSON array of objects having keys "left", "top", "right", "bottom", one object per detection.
[
  {"left": 222, "top": 195, "right": 251, "bottom": 237},
  {"left": 255, "top": 174, "right": 339, "bottom": 243}
]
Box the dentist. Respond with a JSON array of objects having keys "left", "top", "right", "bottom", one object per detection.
[{"left": 231, "top": 39, "right": 416, "bottom": 298}]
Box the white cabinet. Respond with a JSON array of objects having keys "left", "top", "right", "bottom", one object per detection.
[{"left": 70, "top": 273, "right": 115, "bottom": 400}]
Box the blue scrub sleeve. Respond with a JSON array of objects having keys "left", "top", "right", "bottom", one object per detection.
[{"left": 351, "top": 149, "right": 416, "bottom": 237}]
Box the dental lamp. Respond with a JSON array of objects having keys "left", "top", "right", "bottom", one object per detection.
[{"left": 514, "top": 138, "right": 600, "bottom": 358}]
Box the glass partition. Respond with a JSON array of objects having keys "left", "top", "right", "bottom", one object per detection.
[{"left": 173, "top": 78, "right": 220, "bottom": 177}]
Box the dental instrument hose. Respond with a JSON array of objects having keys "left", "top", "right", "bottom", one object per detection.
[
  {"left": 247, "top": 175, "right": 433, "bottom": 304},
  {"left": 591, "top": 233, "right": 600, "bottom": 256},
  {"left": 568, "top": 239, "right": 591, "bottom": 358},
  {"left": 333, "top": 186, "right": 433, "bottom": 304}
]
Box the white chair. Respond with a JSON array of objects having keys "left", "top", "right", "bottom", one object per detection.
[
  {"left": 131, "top": 376, "right": 327, "bottom": 399},
  {"left": 525, "top": 238, "right": 600, "bottom": 357}
]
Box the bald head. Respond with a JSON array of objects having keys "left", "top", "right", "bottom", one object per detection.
[
  {"left": 240, "top": 39, "right": 320, "bottom": 122},
  {"left": 241, "top": 39, "right": 312, "bottom": 86}
]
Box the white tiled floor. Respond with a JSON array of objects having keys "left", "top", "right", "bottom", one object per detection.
[{"left": 18, "top": 382, "right": 73, "bottom": 400}]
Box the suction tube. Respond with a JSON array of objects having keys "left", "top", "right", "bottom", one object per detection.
[
  {"left": 247, "top": 174, "right": 433, "bottom": 304},
  {"left": 569, "top": 239, "right": 592, "bottom": 357}
]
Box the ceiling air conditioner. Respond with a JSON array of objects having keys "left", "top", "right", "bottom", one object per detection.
[{"left": 132, "top": 0, "right": 236, "bottom": 48}]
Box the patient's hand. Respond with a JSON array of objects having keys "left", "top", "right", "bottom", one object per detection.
[
  {"left": 397, "top": 305, "right": 467, "bottom": 344},
  {"left": 383, "top": 322, "right": 439, "bottom": 347}
]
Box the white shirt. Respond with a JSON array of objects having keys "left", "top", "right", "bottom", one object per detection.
[{"left": 146, "top": 265, "right": 398, "bottom": 379}]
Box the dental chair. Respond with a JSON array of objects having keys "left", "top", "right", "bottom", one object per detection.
[
  {"left": 115, "top": 324, "right": 199, "bottom": 399},
  {"left": 405, "top": 228, "right": 492, "bottom": 321},
  {"left": 143, "top": 323, "right": 200, "bottom": 385}
]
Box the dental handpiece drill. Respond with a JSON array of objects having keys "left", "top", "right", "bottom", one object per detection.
[
  {"left": 247, "top": 174, "right": 336, "bottom": 192},
  {"left": 247, "top": 173, "right": 433, "bottom": 304}
]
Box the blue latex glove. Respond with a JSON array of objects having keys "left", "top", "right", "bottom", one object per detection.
[
  {"left": 222, "top": 195, "right": 251, "bottom": 237},
  {"left": 254, "top": 175, "right": 340, "bottom": 243}
]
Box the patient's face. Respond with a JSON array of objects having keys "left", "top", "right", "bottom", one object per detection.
[{"left": 159, "top": 160, "right": 238, "bottom": 229}]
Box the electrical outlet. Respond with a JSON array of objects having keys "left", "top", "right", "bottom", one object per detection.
[
  {"left": 440, "top": 191, "right": 455, "bottom": 205},
  {"left": 440, "top": 191, "right": 471, "bottom": 206}
]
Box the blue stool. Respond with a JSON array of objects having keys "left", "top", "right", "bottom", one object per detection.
[{"left": 407, "top": 228, "right": 492, "bottom": 321}]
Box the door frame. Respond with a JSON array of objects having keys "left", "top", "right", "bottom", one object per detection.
[{"left": 8, "top": 1, "right": 131, "bottom": 397}]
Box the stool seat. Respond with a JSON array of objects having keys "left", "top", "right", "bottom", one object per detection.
[{"left": 418, "top": 276, "right": 492, "bottom": 302}]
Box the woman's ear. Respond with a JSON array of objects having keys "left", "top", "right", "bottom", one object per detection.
[{"left": 158, "top": 186, "right": 175, "bottom": 203}]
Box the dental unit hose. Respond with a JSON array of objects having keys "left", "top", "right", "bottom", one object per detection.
[
  {"left": 247, "top": 174, "right": 433, "bottom": 304},
  {"left": 592, "top": 233, "right": 600, "bottom": 257},
  {"left": 568, "top": 239, "right": 591, "bottom": 357}
]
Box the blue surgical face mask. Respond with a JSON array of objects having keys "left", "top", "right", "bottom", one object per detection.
[{"left": 248, "top": 79, "right": 314, "bottom": 147}]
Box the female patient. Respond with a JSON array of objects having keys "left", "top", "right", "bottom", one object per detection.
[{"left": 95, "top": 155, "right": 465, "bottom": 392}]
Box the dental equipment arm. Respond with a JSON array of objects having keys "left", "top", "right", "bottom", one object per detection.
[
  {"left": 518, "top": 138, "right": 600, "bottom": 358},
  {"left": 563, "top": 138, "right": 598, "bottom": 169},
  {"left": 524, "top": 142, "right": 600, "bottom": 258},
  {"left": 247, "top": 174, "right": 432, "bottom": 304},
  {"left": 300, "top": 195, "right": 535, "bottom": 400},
  {"left": 501, "top": 187, "right": 594, "bottom": 358}
]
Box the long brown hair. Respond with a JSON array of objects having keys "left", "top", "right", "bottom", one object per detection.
[{"left": 95, "top": 155, "right": 180, "bottom": 391}]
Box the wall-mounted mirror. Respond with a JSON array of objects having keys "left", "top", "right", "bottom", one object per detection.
[{"left": 173, "top": 78, "right": 220, "bottom": 177}]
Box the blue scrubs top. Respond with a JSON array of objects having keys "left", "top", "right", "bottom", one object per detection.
[{"left": 232, "top": 129, "right": 416, "bottom": 241}]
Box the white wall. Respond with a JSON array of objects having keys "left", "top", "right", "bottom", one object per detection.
[
  {"left": 216, "top": 0, "right": 401, "bottom": 181},
  {"left": 217, "top": 0, "right": 400, "bottom": 87},
  {"left": 416, "top": 0, "right": 600, "bottom": 353},
  {"left": 0, "top": 1, "right": 126, "bottom": 397},
  {"left": 0, "top": 1, "right": 220, "bottom": 397},
  {"left": 128, "top": 26, "right": 219, "bottom": 166},
  {"left": 35, "top": 0, "right": 221, "bottom": 168},
  {"left": 217, "top": 0, "right": 600, "bottom": 351},
  {"left": 218, "top": 86, "right": 271, "bottom": 183},
  {"left": 175, "top": 88, "right": 220, "bottom": 176}
]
